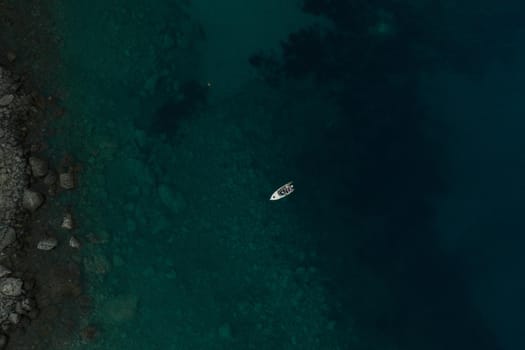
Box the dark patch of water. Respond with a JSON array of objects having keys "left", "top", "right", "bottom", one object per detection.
[
  {"left": 139, "top": 79, "right": 209, "bottom": 137},
  {"left": 248, "top": 0, "right": 521, "bottom": 348}
]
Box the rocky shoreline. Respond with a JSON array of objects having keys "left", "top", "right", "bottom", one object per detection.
[
  {"left": 0, "top": 64, "right": 84, "bottom": 349},
  {"left": 0, "top": 66, "right": 40, "bottom": 347}
]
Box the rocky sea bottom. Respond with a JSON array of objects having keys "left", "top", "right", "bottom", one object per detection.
[
  {"left": 20, "top": 1, "right": 358, "bottom": 349},
  {"left": 46, "top": 80, "right": 349, "bottom": 349}
]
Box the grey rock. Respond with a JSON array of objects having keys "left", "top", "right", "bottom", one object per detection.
[
  {"left": 7, "top": 313, "right": 18, "bottom": 325},
  {"left": 69, "top": 236, "right": 80, "bottom": 249},
  {"left": 15, "top": 302, "right": 23, "bottom": 315},
  {"left": 0, "top": 228, "right": 16, "bottom": 252},
  {"left": 59, "top": 172, "right": 75, "bottom": 190},
  {"left": 37, "top": 237, "right": 57, "bottom": 251},
  {"left": 0, "top": 277, "right": 23, "bottom": 296},
  {"left": 0, "top": 95, "right": 14, "bottom": 106},
  {"left": 22, "top": 189, "right": 44, "bottom": 212},
  {"left": 0, "top": 173, "right": 7, "bottom": 186},
  {"left": 28, "top": 156, "right": 48, "bottom": 177},
  {"left": 43, "top": 170, "right": 57, "bottom": 186},
  {"left": 61, "top": 213, "right": 73, "bottom": 230},
  {"left": 0, "top": 266, "right": 11, "bottom": 279},
  {"left": 20, "top": 298, "right": 34, "bottom": 312}
]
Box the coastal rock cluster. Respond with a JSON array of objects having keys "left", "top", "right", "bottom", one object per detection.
[
  {"left": 0, "top": 67, "right": 29, "bottom": 247},
  {"left": 0, "top": 66, "right": 40, "bottom": 345}
]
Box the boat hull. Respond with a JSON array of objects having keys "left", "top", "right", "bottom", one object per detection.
[{"left": 269, "top": 181, "right": 294, "bottom": 201}]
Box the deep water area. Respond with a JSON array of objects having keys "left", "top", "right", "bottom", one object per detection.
[{"left": 8, "top": 0, "right": 525, "bottom": 349}]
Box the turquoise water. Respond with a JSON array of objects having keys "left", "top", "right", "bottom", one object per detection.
[{"left": 47, "top": 1, "right": 347, "bottom": 349}]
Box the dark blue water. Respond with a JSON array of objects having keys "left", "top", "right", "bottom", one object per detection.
[{"left": 25, "top": 0, "right": 525, "bottom": 349}]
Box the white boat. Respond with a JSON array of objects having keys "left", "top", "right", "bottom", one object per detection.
[{"left": 269, "top": 181, "right": 294, "bottom": 201}]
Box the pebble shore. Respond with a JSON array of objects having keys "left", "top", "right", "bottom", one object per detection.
[{"left": 0, "top": 65, "right": 39, "bottom": 347}]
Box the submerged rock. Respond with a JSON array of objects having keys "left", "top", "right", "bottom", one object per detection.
[
  {"left": 157, "top": 184, "right": 186, "bottom": 214},
  {"left": 59, "top": 172, "right": 75, "bottom": 190},
  {"left": 102, "top": 294, "right": 138, "bottom": 323},
  {"left": 83, "top": 254, "right": 110, "bottom": 274},
  {"left": 28, "top": 156, "right": 48, "bottom": 177},
  {"left": 22, "top": 189, "right": 44, "bottom": 212},
  {"left": 61, "top": 213, "right": 73, "bottom": 230},
  {"left": 218, "top": 323, "right": 232, "bottom": 339},
  {"left": 20, "top": 298, "right": 35, "bottom": 313},
  {"left": 37, "top": 237, "right": 57, "bottom": 251},
  {"left": 69, "top": 236, "right": 80, "bottom": 249},
  {"left": 43, "top": 170, "right": 57, "bottom": 186}
]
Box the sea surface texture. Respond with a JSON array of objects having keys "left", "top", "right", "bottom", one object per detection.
[{"left": 25, "top": 0, "right": 525, "bottom": 349}]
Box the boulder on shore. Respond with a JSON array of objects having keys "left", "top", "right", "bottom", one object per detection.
[
  {"left": 29, "top": 156, "right": 48, "bottom": 177},
  {"left": 22, "top": 189, "right": 44, "bottom": 212},
  {"left": 0, "top": 277, "right": 23, "bottom": 297}
]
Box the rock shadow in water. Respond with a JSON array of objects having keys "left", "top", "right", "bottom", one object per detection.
[{"left": 147, "top": 80, "right": 209, "bottom": 137}]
